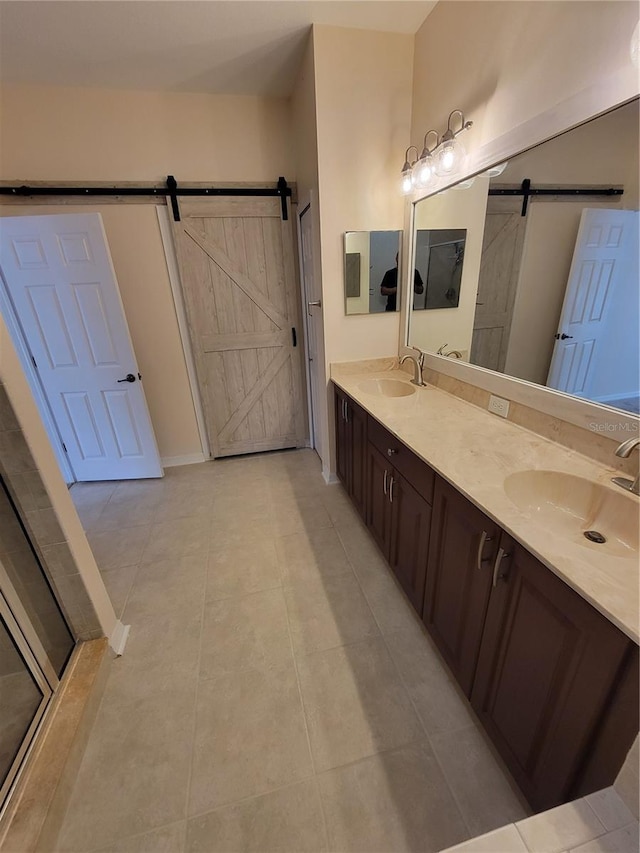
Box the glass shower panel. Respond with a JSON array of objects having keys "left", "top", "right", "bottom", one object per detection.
[
  {"left": 0, "top": 477, "right": 74, "bottom": 677},
  {"left": 0, "top": 611, "right": 46, "bottom": 794}
]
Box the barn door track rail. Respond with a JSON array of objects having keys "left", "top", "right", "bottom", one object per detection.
[
  {"left": 0, "top": 175, "right": 292, "bottom": 221},
  {"left": 489, "top": 178, "right": 623, "bottom": 216}
]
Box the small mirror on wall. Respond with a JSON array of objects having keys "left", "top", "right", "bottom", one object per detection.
[
  {"left": 344, "top": 230, "right": 402, "bottom": 315},
  {"left": 414, "top": 229, "right": 467, "bottom": 310}
]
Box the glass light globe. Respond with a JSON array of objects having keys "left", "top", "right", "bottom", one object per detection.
[
  {"left": 453, "top": 177, "right": 475, "bottom": 190},
  {"left": 415, "top": 154, "right": 435, "bottom": 188},
  {"left": 401, "top": 167, "right": 413, "bottom": 195},
  {"left": 435, "top": 137, "right": 466, "bottom": 177},
  {"left": 482, "top": 161, "right": 508, "bottom": 178}
]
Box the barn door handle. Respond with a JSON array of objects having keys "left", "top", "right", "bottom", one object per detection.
[
  {"left": 292, "top": 327, "right": 297, "bottom": 347},
  {"left": 117, "top": 374, "right": 136, "bottom": 383}
]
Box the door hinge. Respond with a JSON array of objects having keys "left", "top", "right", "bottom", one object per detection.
[
  {"left": 61, "top": 442, "right": 68, "bottom": 453},
  {"left": 291, "top": 327, "right": 297, "bottom": 347},
  {"left": 31, "top": 355, "right": 37, "bottom": 369}
]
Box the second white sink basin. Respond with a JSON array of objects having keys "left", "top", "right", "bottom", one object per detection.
[
  {"left": 504, "top": 470, "right": 639, "bottom": 558},
  {"left": 358, "top": 378, "right": 416, "bottom": 398}
]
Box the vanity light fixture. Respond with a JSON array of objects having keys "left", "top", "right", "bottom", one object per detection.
[
  {"left": 414, "top": 130, "right": 439, "bottom": 188},
  {"left": 401, "top": 146, "right": 419, "bottom": 195},
  {"left": 482, "top": 161, "right": 509, "bottom": 178},
  {"left": 434, "top": 110, "right": 473, "bottom": 177}
]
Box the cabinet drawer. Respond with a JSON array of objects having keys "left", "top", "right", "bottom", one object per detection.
[{"left": 368, "top": 416, "right": 434, "bottom": 503}]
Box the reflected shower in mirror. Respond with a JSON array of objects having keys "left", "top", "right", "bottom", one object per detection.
[
  {"left": 343, "top": 231, "right": 402, "bottom": 315},
  {"left": 414, "top": 229, "right": 467, "bottom": 310},
  {"left": 407, "top": 98, "right": 639, "bottom": 414}
]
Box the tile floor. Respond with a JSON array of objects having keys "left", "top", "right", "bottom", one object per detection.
[{"left": 57, "top": 449, "right": 530, "bottom": 853}]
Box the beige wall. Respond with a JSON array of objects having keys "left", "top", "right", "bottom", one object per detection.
[
  {"left": 411, "top": 1, "right": 639, "bottom": 155},
  {"left": 312, "top": 25, "right": 414, "bottom": 474},
  {"left": 411, "top": 177, "right": 490, "bottom": 357},
  {"left": 0, "top": 84, "right": 297, "bottom": 464},
  {"left": 0, "top": 84, "right": 294, "bottom": 182}
]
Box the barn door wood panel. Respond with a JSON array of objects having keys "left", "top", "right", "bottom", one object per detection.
[{"left": 172, "top": 198, "right": 306, "bottom": 458}]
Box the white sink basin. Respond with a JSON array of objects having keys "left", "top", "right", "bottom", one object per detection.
[
  {"left": 503, "top": 470, "right": 639, "bottom": 558},
  {"left": 358, "top": 378, "right": 416, "bottom": 398}
]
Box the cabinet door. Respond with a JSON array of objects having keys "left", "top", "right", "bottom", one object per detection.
[
  {"left": 366, "top": 442, "right": 393, "bottom": 559},
  {"left": 423, "top": 478, "right": 499, "bottom": 696},
  {"left": 334, "top": 387, "right": 349, "bottom": 488},
  {"left": 471, "top": 537, "right": 631, "bottom": 812},
  {"left": 389, "top": 472, "right": 431, "bottom": 615},
  {"left": 349, "top": 399, "right": 367, "bottom": 520}
]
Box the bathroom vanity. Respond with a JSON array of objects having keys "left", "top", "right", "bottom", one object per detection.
[{"left": 332, "top": 368, "right": 639, "bottom": 815}]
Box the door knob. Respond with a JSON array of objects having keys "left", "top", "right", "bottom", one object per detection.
[
  {"left": 308, "top": 300, "right": 322, "bottom": 308},
  {"left": 555, "top": 333, "right": 574, "bottom": 340},
  {"left": 117, "top": 374, "right": 136, "bottom": 383}
]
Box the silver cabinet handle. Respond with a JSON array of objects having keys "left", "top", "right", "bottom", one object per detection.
[
  {"left": 389, "top": 476, "right": 395, "bottom": 503},
  {"left": 476, "top": 531, "right": 493, "bottom": 571},
  {"left": 383, "top": 469, "right": 388, "bottom": 495},
  {"left": 492, "top": 547, "right": 511, "bottom": 588},
  {"left": 387, "top": 448, "right": 397, "bottom": 457},
  {"left": 344, "top": 401, "right": 348, "bottom": 424}
]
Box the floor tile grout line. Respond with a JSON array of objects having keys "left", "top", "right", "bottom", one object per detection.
[
  {"left": 579, "top": 796, "right": 615, "bottom": 838},
  {"left": 280, "top": 537, "right": 332, "bottom": 852},
  {"left": 333, "top": 498, "right": 477, "bottom": 841},
  {"left": 182, "top": 534, "right": 211, "bottom": 825}
]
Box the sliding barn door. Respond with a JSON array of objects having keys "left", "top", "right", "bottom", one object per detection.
[{"left": 172, "top": 199, "right": 306, "bottom": 458}]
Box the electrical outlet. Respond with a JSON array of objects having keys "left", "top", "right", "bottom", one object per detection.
[{"left": 488, "top": 394, "right": 510, "bottom": 418}]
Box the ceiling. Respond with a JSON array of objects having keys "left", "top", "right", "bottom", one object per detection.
[{"left": 0, "top": 1, "right": 436, "bottom": 97}]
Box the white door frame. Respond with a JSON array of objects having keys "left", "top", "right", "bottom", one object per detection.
[
  {"left": 0, "top": 273, "right": 75, "bottom": 483},
  {"left": 296, "top": 195, "right": 316, "bottom": 451},
  {"left": 155, "top": 206, "right": 210, "bottom": 461}
]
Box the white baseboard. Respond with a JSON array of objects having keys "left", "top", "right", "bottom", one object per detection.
[
  {"left": 161, "top": 452, "right": 206, "bottom": 468},
  {"left": 323, "top": 469, "right": 339, "bottom": 485},
  {"left": 109, "top": 620, "right": 130, "bottom": 656}
]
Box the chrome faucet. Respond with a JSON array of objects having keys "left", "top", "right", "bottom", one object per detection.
[
  {"left": 400, "top": 347, "right": 426, "bottom": 387},
  {"left": 612, "top": 437, "right": 640, "bottom": 496}
]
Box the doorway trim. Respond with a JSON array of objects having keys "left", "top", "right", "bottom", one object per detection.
[
  {"left": 156, "top": 206, "right": 210, "bottom": 462},
  {"left": 296, "top": 195, "right": 315, "bottom": 451}
]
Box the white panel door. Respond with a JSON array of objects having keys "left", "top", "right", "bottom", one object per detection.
[
  {"left": 0, "top": 213, "right": 162, "bottom": 481},
  {"left": 547, "top": 208, "right": 639, "bottom": 396}
]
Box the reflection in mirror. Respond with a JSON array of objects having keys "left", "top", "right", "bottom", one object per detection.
[
  {"left": 414, "top": 229, "right": 467, "bottom": 310},
  {"left": 344, "top": 231, "right": 401, "bottom": 315},
  {"left": 408, "top": 98, "right": 639, "bottom": 414}
]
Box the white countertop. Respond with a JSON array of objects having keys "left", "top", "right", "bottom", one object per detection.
[{"left": 331, "top": 361, "right": 639, "bottom": 643}]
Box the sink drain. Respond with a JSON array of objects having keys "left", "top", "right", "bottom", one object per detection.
[{"left": 584, "top": 530, "right": 607, "bottom": 544}]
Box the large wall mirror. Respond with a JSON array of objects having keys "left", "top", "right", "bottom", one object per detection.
[{"left": 407, "top": 98, "right": 639, "bottom": 414}]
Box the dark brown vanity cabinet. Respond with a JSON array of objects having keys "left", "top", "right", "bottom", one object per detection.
[
  {"left": 470, "top": 536, "right": 635, "bottom": 812},
  {"left": 366, "top": 418, "right": 434, "bottom": 614},
  {"left": 423, "top": 478, "right": 501, "bottom": 696},
  {"left": 332, "top": 382, "right": 638, "bottom": 811},
  {"left": 335, "top": 386, "right": 367, "bottom": 519}
]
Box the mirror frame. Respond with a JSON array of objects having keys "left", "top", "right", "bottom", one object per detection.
[{"left": 399, "top": 64, "right": 640, "bottom": 435}]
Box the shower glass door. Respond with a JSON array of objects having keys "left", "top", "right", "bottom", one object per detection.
[
  {"left": 0, "top": 596, "right": 51, "bottom": 807},
  {"left": 0, "top": 473, "right": 75, "bottom": 810}
]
